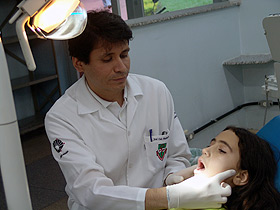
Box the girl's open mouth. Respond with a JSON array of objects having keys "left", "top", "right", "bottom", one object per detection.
[{"left": 194, "top": 157, "right": 205, "bottom": 175}]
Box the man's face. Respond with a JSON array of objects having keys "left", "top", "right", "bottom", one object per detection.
[
  {"left": 77, "top": 41, "right": 130, "bottom": 100},
  {"left": 194, "top": 130, "right": 241, "bottom": 184}
]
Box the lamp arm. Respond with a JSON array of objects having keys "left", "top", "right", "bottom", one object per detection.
[
  {"left": 0, "top": 37, "right": 33, "bottom": 210},
  {"left": 16, "top": 13, "right": 36, "bottom": 71}
]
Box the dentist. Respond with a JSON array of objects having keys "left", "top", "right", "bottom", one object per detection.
[{"left": 45, "top": 10, "right": 234, "bottom": 210}]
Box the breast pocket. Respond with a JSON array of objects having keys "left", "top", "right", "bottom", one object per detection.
[{"left": 144, "top": 130, "right": 169, "bottom": 172}]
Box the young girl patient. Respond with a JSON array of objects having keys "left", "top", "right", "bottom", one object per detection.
[{"left": 172, "top": 126, "right": 280, "bottom": 210}]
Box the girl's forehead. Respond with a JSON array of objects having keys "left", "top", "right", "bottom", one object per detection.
[{"left": 214, "top": 130, "right": 239, "bottom": 149}]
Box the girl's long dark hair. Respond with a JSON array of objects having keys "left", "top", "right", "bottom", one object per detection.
[{"left": 225, "top": 126, "right": 280, "bottom": 210}]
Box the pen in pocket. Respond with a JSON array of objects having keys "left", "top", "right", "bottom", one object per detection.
[{"left": 149, "top": 129, "right": 153, "bottom": 142}]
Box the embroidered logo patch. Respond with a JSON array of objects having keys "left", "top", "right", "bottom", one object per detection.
[
  {"left": 156, "top": 143, "right": 167, "bottom": 161},
  {"left": 53, "top": 139, "right": 69, "bottom": 158}
]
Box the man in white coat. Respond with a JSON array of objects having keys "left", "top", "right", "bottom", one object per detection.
[{"left": 45, "top": 10, "right": 235, "bottom": 210}]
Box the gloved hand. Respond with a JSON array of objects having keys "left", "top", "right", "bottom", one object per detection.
[
  {"left": 166, "top": 170, "right": 235, "bottom": 209},
  {"left": 165, "top": 165, "right": 197, "bottom": 185},
  {"left": 166, "top": 174, "right": 184, "bottom": 185}
]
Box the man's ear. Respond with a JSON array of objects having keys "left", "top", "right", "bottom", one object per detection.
[
  {"left": 233, "top": 170, "right": 249, "bottom": 186},
  {"left": 72, "top": 57, "right": 85, "bottom": 73}
]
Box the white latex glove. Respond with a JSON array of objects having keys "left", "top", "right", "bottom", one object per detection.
[
  {"left": 166, "top": 174, "right": 184, "bottom": 185},
  {"left": 166, "top": 169, "right": 236, "bottom": 209},
  {"left": 165, "top": 165, "right": 197, "bottom": 185}
]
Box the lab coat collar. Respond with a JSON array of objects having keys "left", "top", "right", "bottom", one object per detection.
[
  {"left": 76, "top": 76, "right": 100, "bottom": 115},
  {"left": 127, "top": 74, "right": 143, "bottom": 99},
  {"left": 85, "top": 81, "right": 113, "bottom": 108},
  {"left": 76, "top": 74, "right": 143, "bottom": 115}
]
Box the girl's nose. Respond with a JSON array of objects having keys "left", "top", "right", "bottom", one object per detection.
[{"left": 202, "top": 147, "right": 210, "bottom": 157}]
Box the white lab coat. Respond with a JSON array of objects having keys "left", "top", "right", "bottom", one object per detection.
[{"left": 45, "top": 74, "right": 191, "bottom": 210}]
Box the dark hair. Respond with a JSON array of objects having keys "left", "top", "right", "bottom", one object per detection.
[
  {"left": 224, "top": 126, "right": 280, "bottom": 210},
  {"left": 68, "top": 10, "right": 133, "bottom": 64}
]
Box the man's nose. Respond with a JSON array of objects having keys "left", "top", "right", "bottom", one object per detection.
[{"left": 113, "top": 58, "right": 128, "bottom": 73}]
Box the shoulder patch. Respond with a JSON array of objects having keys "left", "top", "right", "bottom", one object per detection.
[{"left": 53, "top": 139, "right": 69, "bottom": 158}]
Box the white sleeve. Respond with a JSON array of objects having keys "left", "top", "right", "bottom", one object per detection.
[{"left": 45, "top": 112, "right": 147, "bottom": 210}]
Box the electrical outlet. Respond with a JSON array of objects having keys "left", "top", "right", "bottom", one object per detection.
[{"left": 258, "top": 100, "right": 273, "bottom": 107}]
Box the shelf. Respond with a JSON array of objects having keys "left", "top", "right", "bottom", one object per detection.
[
  {"left": 223, "top": 54, "right": 273, "bottom": 66},
  {"left": 2, "top": 10, "right": 61, "bottom": 136},
  {"left": 18, "top": 114, "right": 45, "bottom": 135},
  {"left": 2, "top": 34, "right": 38, "bottom": 45},
  {"left": 11, "top": 74, "right": 58, "bottom": 91}
]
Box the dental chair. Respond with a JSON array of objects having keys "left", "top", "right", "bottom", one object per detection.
[{"left": 257, "top": 115, "right": 280, "bottom": 191}]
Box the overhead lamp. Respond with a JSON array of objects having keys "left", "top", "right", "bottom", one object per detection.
[
  {"left": 8, "top": 0, "right": 87, "bottom": 71},
  {"left": 28, "top": 0, "right": 87, "bottom": 40},
  {"left": 0, "top": 0, "right": 87, "bottom": 209}
]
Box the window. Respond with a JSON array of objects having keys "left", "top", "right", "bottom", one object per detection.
[
  {"left": 124, "top": 0, "right": 228, "bottom": 19},
  {"left": 82, "top": 0, "right": 228, "bottom": 21},
  {"left": 143, "top": 0, "right": 214, "bottom": 16}
]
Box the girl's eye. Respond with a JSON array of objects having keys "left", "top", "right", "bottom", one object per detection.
[{"left": 219, "top": 149, "right": 226, "bottom": 154}]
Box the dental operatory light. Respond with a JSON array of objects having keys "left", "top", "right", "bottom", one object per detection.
[
  {"left": 0, "top": 1, "right": 87, "bottom": 209},
  {"left": 28, "top": 0, "right": 87, "bottom": 40},
  {"left": 9, "top": 0, "right": 87, "bottom": 70}
]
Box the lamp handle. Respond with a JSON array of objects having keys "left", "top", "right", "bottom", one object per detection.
[{"left": 16, "top": 13, "right": 36, "bottom": 71}]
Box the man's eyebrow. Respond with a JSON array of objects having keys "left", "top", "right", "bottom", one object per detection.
[
  {"left": 102, "top": 47, "right": 130, "bottom": 57},
  {"left": 122, "top": 47, "right": 130, "bottom": 53}
]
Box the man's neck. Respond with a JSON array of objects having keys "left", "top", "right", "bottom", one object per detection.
[{"left": 86, "top": 81, "right": 125, "bottom": 106}]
